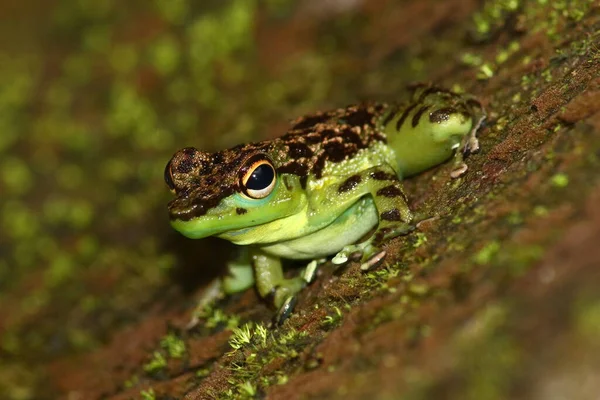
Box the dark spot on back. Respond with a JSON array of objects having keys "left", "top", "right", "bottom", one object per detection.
[
  {"left": 319, "top": 129, "right": 339, "bottom": 140},
  {"left": 312, "top": 156, "right": 327, "bottom": 179},
  {"left": 338, "top": 175, "right": 362, "bottom": 193},
  {"left": 175, "top": 158, "right": 195, "bottom": 174},
  {"left": 279, "top": 161, "right": 308, "bottom": 177},
  {"left": 288, "top": 142, "right": 313, "bottom": 159},
  {"left": 236, "top": 207, "right": 247, "bottom": 215},
  {"left": 376, "top": 185, "right": 404, "bottom": 198},
  {"left": 292, "top": 113, "right": 330, "bottom": 130},
  {"left": 396, "top": 103, "right": 418, "bottom": 131},
  {"left": 304, "top": 133, "right": 323, "bottom": 144},
  {"left": 324, "top": 140, "right": 349, "bottom": 162},
  {"left": 340, "top": 128, "right": 364, "bottom": 146},
  {"left": 211, "top": 152, "right": 224, "bottom": 165},
  {"left": 342, "top": 108, "right": 374, "bottom": 127},
  {"left": 411, "top": 105, "right": 431, "bottom": 128},
  {"left": 381, "top": 209, "right": 401, "bottom": 221},
  {"left": 429, "top": 107, "right": 457, "bottom": 123},
  {"left": 380, "top": 108, "right": 397, "bottom": 128},
  {"left": 370, "top": 171, "right": 397, "bottom": 181},
  {"left": 279, "top": 161, "right": 309, "bottom": 189},
  {"left": 418, "top": 86, "right": 453, "bottom": 103}
]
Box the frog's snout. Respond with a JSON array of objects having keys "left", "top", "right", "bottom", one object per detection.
[{"left": 164, "top": 147, "right": 213, "bottom": 194}]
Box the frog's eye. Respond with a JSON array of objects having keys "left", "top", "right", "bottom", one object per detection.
[
  {"left": 240, "top": 156, "right": 276, "bottom": 199},
  {"left": 164, "top": 161, "right": 176, "bottom": 193}
]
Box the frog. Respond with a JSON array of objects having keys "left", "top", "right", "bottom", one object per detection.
[{"left": 165, "top": 84, "right": 485, "bottom": 324}]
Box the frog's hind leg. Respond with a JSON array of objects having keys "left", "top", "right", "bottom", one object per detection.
[{"left": 332, "top": 164, "right": 413, "bottom": 270}]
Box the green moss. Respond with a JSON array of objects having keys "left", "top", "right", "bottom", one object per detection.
[
  {"left": 140, "top": 388, "right": 157, "bottom": 400},
  {"left": 186, "top": 0, "right": 257, "bottom": 107},
  {"left": 109, "top": 44, "right": 139, "bottom": 75},
  {"left": 533, "top": 205, "right": 549, "bottom": 217},
  {"left": 149, "top": 35, "right": 181, "bottom": 76},
  {"left": 143, "top": 351, "right": 168, "bottom": 374},
  {"left": 506, "top": 211, "right": 523, "bottom": 225},
  {"left": 2, "top": 202, "right": 39, "bottom": 240},
  {"left": 413, "top": 233, "right": 428, "bottom": 248},
  {"left": 574, "top": 298, "right": 600, "bottom": 341},
  {"left": 448, "top": 304, "right": 519, "bottom": 400},
  {"left": 477, "top": 63, "right": 495, "bottom": 80},
  {"left": 322, "top": 306, "right": 343, "bottom": 327},
  {"left": 1, "top": 157, "right": 33, "bottom": 195},
  {"left": 45, "top": 253, "right": 75, "bottom": 287},
  {"left": 222, "top": 322, "right": 311, "bottom": 397},
  {"left": 550, "top": 173, "right": 569, "bottom": 188},
  {"left": 473, "top": 241, "right": 501, "bottom": 265},
  {"left": 160, "top": 333, "right": 186, "bottom": 358},
  {"left": 470, "top": 0, "right": 522, "bottom": 41},
  {"left": 154, "top": 0, "right": 189, "bottom": 24},
  {"left": 201, "top": 306, "right": 241, "bottom": 330},
  {"left": 228, "top": 323, "right": 254, "bottom": 350},
  {"left": 505, "top": 245, "right": 544, "bottom": 276}
]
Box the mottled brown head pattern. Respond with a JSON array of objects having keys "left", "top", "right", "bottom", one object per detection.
[{"left": 166, "top": 103, "right": 389, "bottom": 221}]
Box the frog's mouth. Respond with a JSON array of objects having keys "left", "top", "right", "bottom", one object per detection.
[{"left": 222, "top": 227, "right": 253, "bottom": 236}]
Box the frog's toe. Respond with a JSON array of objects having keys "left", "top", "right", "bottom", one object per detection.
[
  {"left": 302, "top": 259, "right": 319, "bottom": 284},
  {"left": 274, "top": 295, "right": 298, "bottom": 325},
  {"left": 332, "top": 243, "right": 369, "bottom": 265},
  {"left": 450, "top": 162, "right": 469, "bottom": 178},
  {"left": 360, "top": 249, "right": 387, "bottom": 271}
]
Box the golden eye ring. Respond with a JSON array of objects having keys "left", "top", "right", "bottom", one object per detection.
[{"left": 239, "top": 155, "right": 276, "bottom": 199}]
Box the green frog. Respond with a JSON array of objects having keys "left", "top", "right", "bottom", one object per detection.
[{"left": 165, "top": 84, "right": 484, "bottom": 323}]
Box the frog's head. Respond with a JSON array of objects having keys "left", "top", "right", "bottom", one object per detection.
[{"left": 165, "top": 146, "right": 306, "bottom": 243}]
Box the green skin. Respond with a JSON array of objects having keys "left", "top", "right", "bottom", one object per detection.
[{"left": 165, "top": 85, "right": 483, "bottom": 315}]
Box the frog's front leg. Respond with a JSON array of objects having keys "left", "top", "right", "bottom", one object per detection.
[
  {"left": 331, "top": 164, "right": 413, "bottom": 270},
  {"left": 222, "top": 248, "right": 256, "bottom": 294}
]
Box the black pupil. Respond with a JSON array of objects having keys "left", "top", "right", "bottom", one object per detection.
[{"left": 246, "top": 164, "right": 274, "bottom": 190}]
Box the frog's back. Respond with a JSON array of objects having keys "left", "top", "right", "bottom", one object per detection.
[{"left": 271, "top": 104, "right": 390, "bottom": 183}]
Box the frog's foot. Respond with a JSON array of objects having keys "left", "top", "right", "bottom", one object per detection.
[
  {"left": 332, "top": 241, "right": 374, "bottom": 265},
  {"left": 332, "top": 241, "right": 387, "bottom": 271},
  {"left": 272, "top": 259, "right": 321, "bottom": 324},
  {"left": 271, "top": 276, "right": 309, "bottom": 325},
  {"left": 275, "top": 295, "right": 298, "bottom": 326},
  {"left": 333, "top": 221, "right": 414, "bottom": 271},
  {"left": 451, "top": 101, "right": 487, "bottom": 179}
]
